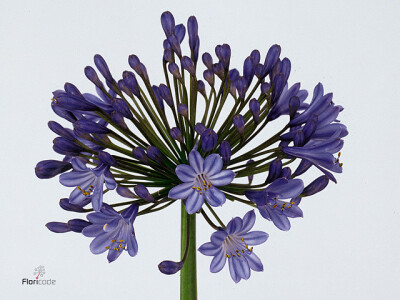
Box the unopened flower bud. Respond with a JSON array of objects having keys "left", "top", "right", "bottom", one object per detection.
[
  {"left": 201, "top": 129, "right": 218, "bottom": 152},
  {"left": 195, "top": 123, "right": 206, "bottom": 135},
  {"left": 233, "top": 114, "right": 245, "bottom": 135},
  {"left": 147, "top": 146, "right": 164, "bottom": 164},
  {"left": 178, "top": 103, "right": 188, "bottom": 118},
  {"left": 168, "top": 63, "right": 182, "bottom": 79},
  {"left": 98, "top": 151, "right": 117, "bottom": 167},
  {"left": 170, "top": 127, "right": 183, "bottom": 142},
  {"left": 249, "top": 99, "right": 260, "bottom": 124},
  {"left": 35, "top": 160, "right": 72, "bottom": 179},
  {"left": 134, "top": 184, "right": 154, "bottom": 202},
  {"left": 220, "top": 140, "right": 231, "bottom": 165},
  {"left": 265, "top": 158, "right": 282, "bottom": 184},
  {"left": 84, "top": 66, "right": 103, "bottom": 88},
  {"left": 132, "top": 147, "right": 149, "bottom": 163},
  {"left": 94, "top": 54, "right": 114, "bottom": 82},
  {"left": 302, "top": 175, "right": 329, "bottom": 196},
  {"left": 158, "top": 260, "right": 183, "bottom": 275}
]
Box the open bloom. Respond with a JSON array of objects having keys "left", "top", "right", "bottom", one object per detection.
[
  {"left": 198, "top": 210, "right": 268, "bottom": 283},
  {"left": 82, "top": 203, "right": 139, "bottom": 263},
  {"left": 169, "top": 150, "right": 235, "bottom": 214},
  {"left": 59, "top": 158, "right": 116, "bottom": 211},
  {"left": 245, "top": 178, "right": 304, "bottom": 231}
]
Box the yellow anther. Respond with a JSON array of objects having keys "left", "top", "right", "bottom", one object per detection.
[
  {"left": 226, "top": 254, "right": 229, "bottom": 258},
  {"left": 281, "top": 208, "right": 285, "bottom": 211},
  {"left": 203, "top": 180, "right": 207, "bottom": 186},
  {"left": 103, "top": 224, "right": 108, "bottom": 230},
  {"left": 232, "top": 254, "right": 236, "bottom": 257},
  {"left": 273, "top": 204, "right": 278, "bottom": 208},
  {"left": 338, "top": 152, "right": 341, "bottom": 157},
  {"left": 208, "top": 181, "right": 211, "bottom": 188},
  {"left": 119, "top": 244, "right": 123, "bottom": 248},
  {"left": 240, "top": 238, "right": 244, "bottom": 242},
  {"left": 290, "top": 202, "right": 295, "bottom": 205},
  {"left": 249, "top": 247, "right": 253, "bottom": 252},
  {"left": 245, "top": 244, "right": 248, "bottom": 248},
  {"left": 192, "top": 187, "right": 197, "bottom": 189},
  {"left": 282, "top": 203, "right": 287, "bottom": 207},
  {"left": 105, "top": 246, "right": 110, "bottom": 249},
  {"left": 119, "top": 240, "right": 123, "bottom": 242},
  {"left": 235, "top": 250, "right": 239, "bottom": 253},
  {"left": 237, "top": 253, "right": 241, "bottom": 257},
  {"left": 241, "top": 249, "right": 244, "bottom": 253},
  {"left": 339, "top": 163, "right": 343, "bottom": 167},
  {"left": 111, "top": 239, "right": 116, "bottom": 243},
  {"left": 77, "top": 186, "right": 82, "bottom": 191},
  {"left": 199, "top": 192, "right": 202, "bottom": 195}
]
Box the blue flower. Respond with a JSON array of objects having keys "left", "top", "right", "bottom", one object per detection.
[
  {"left": 245, "top": 178, "right": 304, "bottom": 231},
  {"left": 82, "top": 203, "right": 139, "bottom": 263},
  {"left": 198, "top": 210, "right": 268, "bottom": 283},
  {"left": 168, "top": 150, "right": 235, "bottom": 214},
  {"left": 59, "top": 157, "right": 116, "bottom": 211}
]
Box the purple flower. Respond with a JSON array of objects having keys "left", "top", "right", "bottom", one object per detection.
[
  {"left": 245, "top": 178, "right": 304, "bottom": 231},
  {"left": 198, "top": 210, "right": 268, "bottom": 283},
  {"left": 59, "top": 158, "right": 117, "bottom": 211},
  {"left": 168, "top": 150, "right": 235, "bottom": 214},
  {"left": 82, "top": 203, "right": 139, "bottom": 263}
]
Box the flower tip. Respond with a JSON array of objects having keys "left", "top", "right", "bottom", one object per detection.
[{"left": 158, "top": 260, "right": 183, "bottom": 275}]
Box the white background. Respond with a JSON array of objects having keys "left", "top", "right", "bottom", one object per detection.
[{"left": 1, "top": 0, "right": 399, "bottom": 299}]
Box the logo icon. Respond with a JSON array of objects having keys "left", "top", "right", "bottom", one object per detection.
[
  {"left": 33, "top": 265, "right": 45, "bottom": 279},
  {"left": 22, "top": 265, "right": 56, "bottom": 285}
]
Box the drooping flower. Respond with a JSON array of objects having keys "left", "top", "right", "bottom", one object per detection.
[
  {"left": 168, "top": 150, "right": 235, "bottom": 214},
  {"left": 198, "top": 210, "right": 268, "bottom": 283},
  {"left": 82, "top": 203, "right": 139, "bottom": 263}
]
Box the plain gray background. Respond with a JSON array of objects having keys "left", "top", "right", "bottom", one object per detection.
[{"left": 1, "top": 0, "right": 399, "bottom": 299}]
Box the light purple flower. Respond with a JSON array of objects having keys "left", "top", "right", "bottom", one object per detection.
[
  {"left": 198, "top": 210, "right": 268, "bottom": 283},
  {"left": 168, "top": 150, "right": 235, "bottom": 214},
  {"left": 59, "top": 158, "right": 116, "bottom": 211},
  {"left": 82, "top": 203, "right": 139, "bottom": 263}
]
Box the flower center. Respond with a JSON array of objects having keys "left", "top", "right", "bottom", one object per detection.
[
  {"left": 223, "top": 235, "right": 253, "bottom": 259},
  {"left": 77, "top": 185, "right": 94, "bottom": 196},
  {"left": 192, "top": 173, "right": 211, "bottom": 195}
]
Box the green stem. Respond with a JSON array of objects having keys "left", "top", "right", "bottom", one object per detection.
[{"left": 180, "top": 203, "right": 197, "bottom": 300}]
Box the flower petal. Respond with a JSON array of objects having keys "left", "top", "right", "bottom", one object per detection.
[
  {"left": 246, "top": 252, "right": 264, "bottom": 272},
  {"left": 189, "top": 150, "right": 204, "bottom": 173},
  {"left": 204, "top": 187, "right": 226, "bottom": 207},
  {"left": 60, "top": 170, "right": 94, "bottom": 187},
  {"left": 228, "top": 258, "right": 240, "bottom": 283},
  {"left": 107, "top": 248, "right": 123, "bottom": 262},
  {"left": 238, "top": 210, "right": 256, "bottom": 234},
  {"left": 266, "top": 178, "right": 304, "bottom": 199},
  {"left": 203, "top": 154, "right": 223, "bottom": 176},
  {"left": 175, "top": 164, "right": 197, "bottom": 182},
  {"left": 82, "top": 224, "right": 104, "bottom": 237},
  {"left": 185, "top": 191, "right": 204, "bottom": 214},
  {"left": 210, "top": 249, "right": 227, "bottom": 273},
  {"left": 168, "top": 182, "right": 195, "bottom": 200},
  {"left": 269, "top": 208, "right": 291, "bottom": 231},
  {"left": 89, "top": 231, "right": 113, "bottom": 254},
  {"left": 241, "top": 231, "right": 269, "bottom": 246},
  {"left": 232, "top": 257, "right": 250, "bottom": 280},
  {"left": 198, "top": 242, "right": 221, "bottom": 256},
  {"left": 226, "top": 217, "right": 243, "bottom": 235},
  {"left": 127, "top": 233, "right": 138, "bottom": 257},
  {"left": 210, "top": 230, "right": 228, "bottom": 246},
  {"left": 209, "top": 170, "right": 235, "bottom": 186}
]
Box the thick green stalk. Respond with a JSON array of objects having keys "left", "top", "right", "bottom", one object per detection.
[{"left": 180, "top": 203, "right": 197, "bottom": 300}]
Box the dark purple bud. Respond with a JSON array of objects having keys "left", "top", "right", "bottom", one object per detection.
[
  {"left": 53, "top": 137, "right": 84, "bottom": 156},
  {"left": 272, "top": 73, "right": 285, "bottom": 103},
  {"left": 168, "top": 63, "right": 182, "bottom": 79},
  {"left": 98, "top": 151, "right": 117, "bottom": 166},
  {"left": 167, "top": 35, "right": 182, "bottom": 58},
  {"left": 84, "top": 66, "right": 103, "bottom": 88},
  {"left": 118, "top": 79, "right": 132, "bottom": 97},
  {"left": 94, "top": 54, "right": 114, "bottom": 82},
  {"left": 170, "top": 127, "right": 183, "bottom": 142},
  {"left": 233, "top": 114, "right": 245, "bottom": 135},
  {"left": 158, "top": 260, "right": 183, "bottom": 275},
  {"left": 181, "top": 56, "right": 196, "bottom": 76},
  {"left": 303, "top": 114, "right": 318, "bottom": 142},
  {"left": 46, "top": 222, "right": 71, "bottom": 233},
  {"left": 175, "top": 24, "right": 186, "bottom": 43},
  {"left": 236, "top": 77, "right": 248, "bottom": 99},
  {"left": 122, "top": 71, "right": 141, "bottom": 98},
  {"left": 111, "top": 111, "right": 128, "bottom": 130},
  {"left": 280, "top": 167, "right": 292, "bottom": 180},
  {"left": 293, "top": 131, "right": 305, "bottom": 147},
  {"left": 163, "top": 39, "right": 171, "bottom": 50},
  {"left": 269, "top": 59, "right": 282, "bottom": 82},
  {"left": 202, "top": 52, "right": 213, "bottom": 70},
  {"left": 128, "top": 55, "right": 142, "bottom": 75},
  {"left": 178, "top": 103, "right": 188, "bottom": 118},
  {"left": 219, "top": 44, "right": 231, "bottom": 69},
  {"left": 261, "top": 82, "right": 271, "bottom": 94},
  {"left": 281, "top": 58, "right": 291, "bottom": 83},
  {"left": 201, "top": 129, "right": 218, "bottom": 152},
  {"left": 197, "top": 80, "right": 206, "bottom": 97},
  {"left": 250, "top": 50, "right": 261, "bottom": 65},
  {"left": 59, "top": 198, "right": 87, "bottom": 212},
  {"left": 266, "top": 158, "right": 282, "bottom": 184},
  {"left": 111, "top": 97, "right": 133, "bottom": 119},
  {"left": 74, "top": 119, "right": 111, "bottom": 134},
  {"left": 289, "top": 96, "right": 300, "bottom": 119},
  {"left": 195, "top": 123, "right": 206, "bottom": 135},
  {"left": 255, "top": 63, "right": 264, "bottom": 79},
  {"left": 139, "top": 63, "right": 149, "bottom": 82},
  {"left": 161, "top": 11, "right": 175, "bottom": 37},
  {"left": 229, "top": 69, "right": 239, "bottom": 97},
  {"left": 55, "top": 87, "right": 97, "bottom": 112},
  {"left": 262, "top": 44, "right": 281, "bottom": 78},
  {"left": 133, "top": 147, "right": 149, "bottom": 163},
  {"left": 293, "top": 160, "right": 313, "bottom": 178},
  {"left": 212, "top": 62, "right": 225, "bottom": 79},
  {"left": 35, "top": 160, "right": 72, "bottom": 179},
  {"left": 51, "top": 101, "right": 77, "bottom": 123},
  {"left": 163, "top": 49, "right": 173, "bottom": 63},
  {"left": 302, "top": 175, "right": 329, "bottom": 196},
  {"left": 48, "top": 121, "right": 75, "bottom": 140},
  {"left": 247, "top": 159, "right": 254, "bottom": 184},
  {"left": 187, "top": 16, "right": 198, "bottom": 50},
  {"left": 116, "top": 186, "right": 136, "bottom": 198},
  {"left": 193, "top": 36, "right": 200, "bottom": 63},
  {"left": 134, "top": 184, "right": 154, "bottom": 202},
  {"left": 64, "top": 82, "right": 84, "bottom": 98},
  {"left": 220, "top": 140, "right": 231, "bottom": 165},
  {"left": 159, "top": 84, "right": 174, "bottom": 107},
  {"left": 203, "top": 69, "right": 214, "bottom": 86},
  {"left": 67, "top": 219, "right": 91, "bottom": 233},
  {"left": 243, "top": 56, "right": 255, "bottom": 86},
  {"left": 249, "top": 99, "right": 260, "bottom": 124},
  {"left": 147, "top": 146, "right": 163, "bottom": 164},
  {"left": 153, "top": 85, "right": 164, "bottom": 111}
]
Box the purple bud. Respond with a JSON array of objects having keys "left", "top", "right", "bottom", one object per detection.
[
  {"left": 94, "top": 54, "right": 114, "bottom": 82},
  {"left": 53, "top": 137, "right": 84, "bottom": 156},
  {"left": 181, "top": 56, "right": 196, "bottom": 76},
  {"left": 202, "top": 52, "right": 213, "bottom": 70},
  {"left": 247, "top": 159, "right": 254, "bottom": 184},
  {"left": 122, "top": 71, "right": 141, "bottom": 98},
  {"left": 195, "top": 123, "right": 206, "bottom": 135},
  {"left": 84, "top": 66, "right": 103, "bottom": 88},
  {"left": 236, "top": 77, "right": 248, "bottom": 99},
  {"left": 128, "top": 55, "right": 142, "bottom": 75},
  {"left": 159, "top": 84, "right": 174, "bottom": 107},
  {"left": 212, "top": 62, "right": 224, "bottom": 79},
  {"left": 197, "top": 80, "right": 206, "bottom": 97},
  {"left": 249, "top": 99, "right": 260, "bottom": 124},
  {"left": 262, "top": 44, "right": 281, "bottom": 78},
  {"left": 147, "top": 146, "right": 163, "bottom": 164},
  {"left": 48, "top": 121, "right": 75, "bottom": 140},
  {"left": 152, "top": 85, "right": 164, "bottom": 111},
  {"left": 255, "top": 63, "right": 264, "bottom": 79},
  {"left": 303, "top": 114, "right": 318, "bottom": 142},
  {"left": 233, "top": 114, "right": 245, "bottom": 135},
  {"left": 280, "top": 167, "right": 292, "bottom": 180},
  {"left": 55, "top": 85, "right": 97, "bottom": 111},
  {"left": 111, "top": 111, "right": 128, "bottom": 130},
  {"left": 188, "top": 16, "right": 198, "bottom": 51},
  {"left": 178, "top": 103, "right": 188, "bottom": 118},
  {"left": 175, "top": 24, "right": 186, "bottom": 43},
  {"left": 203, "top": 69, "right": 214, "bottom": 86},
  {"left": 35, "top": 160, "right": 72, "bottom": 179},
  {"left": 46, "top": 222, "right": 71, "bottom": 233},
  {"left": 158, "top": 260, "right": 183, "bottom": 275},
  {"left": 293, "top": 131, "right": 305, "bottom": 147},
  {"left": 67, "top": 219, "right": 91, "bottom": 233},
  {"left": 163, "top": 39, "right": 171, "bottom": 50},
  {"left": 243, "top": 56, "right": 255, "bottom": 86},
  {"left": 111, "top": 97, "right": 133, "bottom": 119},
  {"left": 269, "top": 59, "right": 282, "bottom": 82},
  {"left": 74, "top": 119, "right": 111, "bottom": 134},
  {"left": 293, "top": 160, "right": 313, "bottom": 178},
  {"left": 161, "top": 11, "right": 175, "bottom": 37},
  {"left": 51, "top": 101, "right": 77, "bottom": 123},
  {"left": 134, "top": 184, "right": 154, "bottom": 202},
  {"left": 193, "top": 36, "right": 200, "bottom": 63},
  {"left": 250, "top": 50, "right": 261, "bottom": 65},
  {"left": 116, "top": 186, "right": 136, "bottom": 198},
  {"left": 132, "top": 147, "right": 149, "bottom": 163},
  {"left": 59, "top": 198, "right": 87, "bottom": 212},
  {"left": 266, "top": 158, "right": 282, "bottom": 184},
  {"left": 261, "top": 82, "right": 271, "bottom": 94},
  {"left": 302, "top": 175, "right": 329, "bottom": 196},
  {"left": 170, "top": 127, "right": 183, "bottom": 142},
  {"left": 163, "top": 49, "right": 173, "bottom": 63},
  {"left": 98, "top": 151, "right": 117, "bottom": 166},
  {"left": 289, "top": 96, "right": 300, "bottom": 119},
  {"left": 168, "top": 62, "right": 182, "bottom": 79},
  {"left": 168, "top": 35, "right": 182, "bottom": 58},
  {"left": 220, "top": 140, "right": 231, "bottom": 165},
  {"left": 201, "top": 129, "right": 218, "bottom": 152},
  {"left": 281, "top": 58, "right": 291, "bottom": 83},
  {"left": 272, "top": 73, "right": 285, "bottom": 103},
  {"left": 139, "top": 63, "right": 149, "bottom": 81}
]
